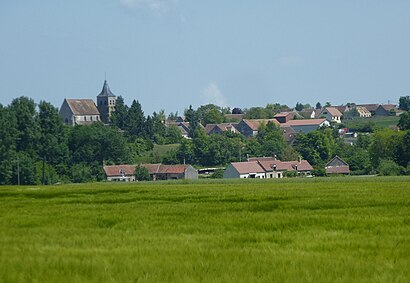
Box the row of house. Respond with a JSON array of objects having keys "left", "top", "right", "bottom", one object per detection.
[
  {"left": 223, "top": 156, "right": 350, "bottom": 179},
  {"left": 103, "top": 164, "right": 198, "bottom": 182}
]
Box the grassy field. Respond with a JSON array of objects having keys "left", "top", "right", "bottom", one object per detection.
[
  {"left": 343, "top": 116, "right": 400, "bottom": 130},
  {"left": 1, "top": 177, "right": 410, "bottom": 282}
]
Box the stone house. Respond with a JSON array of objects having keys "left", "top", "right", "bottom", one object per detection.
[{"left": 59, "top": 99, "right": 101, "bottom": 125}]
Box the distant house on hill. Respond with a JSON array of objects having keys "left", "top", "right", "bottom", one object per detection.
[
  {"left": 236, "top": 119, "right": 279, "bottom": 137},
  {"left": 103, "top": 164, "right": 198, "bottom": 181},
  {"left": 59, "top": 99, "right": 100, "bottom": 125},
  {"left": 223, "top": 161, "right": 266, "bottom": 179},
  {"left": 204, "top": 123, "right": 239, "bottom": 135},
  {"left": 297, "top": 108, "right": 316, "bottom": 119},
  {"left": 374, "top": 104, "right": 397, "bottom": 116},
  {"left": 280, "top": 119, "right": 329, "bottom": 133},
  {"left": 318, "top": 107, "right": 343, "bottom": 123},
  {"left": 356, "top": 104, "right": 380, "bottom": 116},
  {"left": 274, "top": 112, "right": 294, "bottom": 124},
  {"left": 325, "top": 156, "right": 350, "bottom": 175}
]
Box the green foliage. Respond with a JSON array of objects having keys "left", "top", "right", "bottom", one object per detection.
[
  {"left": 110, "top": 95, "right": 128, "bottom": 130},
  {"left": 1, "top": 178, "right": 410, "bottom": 282},
  {"left": 399, "top": 95, "right": 410, "bottom": 111},
  {"left": 256, "top": 122, "right": 286, "bottom": 158},
  {"left": 377, "top": 159, "right": 406, "bottom": 176},
  {"left": 209, "top": 169, "right": 224, "bottom": 178},
  {"left": 397, "top": 111, "right": 410, "bottom": 130},
  {"left": 135, "top": 165, "right": 151, "bottom": 181},
  {"left": 369, "top": 129, "right": 405, "bottom": 168}
]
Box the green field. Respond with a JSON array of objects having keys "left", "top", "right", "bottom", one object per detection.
[
  {"left": 343, "top": 116, "right": 400, "bottom": 130},
  {"left": 1, "top": 177, "right": 410, "bottom": 282}
]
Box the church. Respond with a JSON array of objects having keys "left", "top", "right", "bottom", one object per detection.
[{"left": 59, "top": 80, "right": 117, "bottom": 125}]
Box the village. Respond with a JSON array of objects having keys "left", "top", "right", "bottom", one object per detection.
[{"left": 54, "top": 80, "right": 410, "bottom": 183}]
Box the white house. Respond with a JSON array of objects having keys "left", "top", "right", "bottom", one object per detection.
[
  {"left": 223, "top": 161, "right": 266, "bottom": 179},
  {"left": 318, "top": 107, "right": 343, "bottom": 123}
]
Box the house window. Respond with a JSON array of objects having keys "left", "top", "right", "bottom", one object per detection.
[
  {"left": 90, "top": 116, "right": 93, "bottom": 121},
  {"left": 84, "top": 116, "right": 87, "bottom": 121},
  {"left": 104, "top": 100, "right": 107, "bottom": 105}
]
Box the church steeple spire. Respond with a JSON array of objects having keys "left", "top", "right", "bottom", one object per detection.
[{"left": 98, "top": 80, "right": 116, "bottom": 97}]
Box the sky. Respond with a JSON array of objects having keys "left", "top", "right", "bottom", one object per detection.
[{"left": 1, "top": 1, "right": 410, "bottom": 115}]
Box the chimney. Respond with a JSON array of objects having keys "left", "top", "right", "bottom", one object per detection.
[{"left": 295, "top": 164, "right": 298, "bottom": 171}]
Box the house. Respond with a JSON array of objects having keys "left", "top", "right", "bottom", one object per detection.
[
  {"left": 374, "top": 104, "right": 397, "bottom": 116},
  {"left": 223, "top": 157, "right": 314, "bottom": 179},
  {"left": 280, "top": 119, "right": 330, "bottom": 134},
  {"left": 333, "top": 105, "right": 350, "bottom": 114},
  {"left": 274, "top": 112, "right": 294, "bottom": 124},
  {"left": 204, "top": 123, "right": 239, "bottom": 135},
  {"left": 59, "top": 99, "right": 101, "bottom": 125},
  {"left": 318, "top": 107, "right": 343, "bottom": 123},
  {"left": 297, "top": 108, "right": 316, "bottom": 119},
  {"left": 223, "top": 161, "right": 266, "bottom": 179},
  {"left": 325, "top": 156, "right": 350, "bottom": 175},
  {"left": 97, "top": 80, "right": 117, "bottom": 124},
  {"left": 150, "top": 164, "right": 198, "bottom": 180},
  {"left": 355, "top": 106, "right": 372, "bottom": 118},
  {"left": 103, "top": 164, "right": 198, "bottom": 181},
  {"left": 236, "top": 119, "right": 279, "bottom": 137},
  {"left": 103, "top": 165, "right": 137, "bottom": 182},
  {"left": 249, "top": 157, "right": 313, "bottom": 178},
  {"left": 356, "top": 104, "right": 380, "bottom": 116},
  {"left": 165, "top": 121, "right": 192, "bottom": 139}
]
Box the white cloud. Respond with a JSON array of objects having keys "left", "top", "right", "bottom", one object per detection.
[
  {"left": 278, "top": 56, "right": 305, "bottom": 67},
  {"left": 201, "top": 83, "right": 228, "bottom": 107},
  {"left": 120, "top": 0, "right": 179, "bottom": 15}
]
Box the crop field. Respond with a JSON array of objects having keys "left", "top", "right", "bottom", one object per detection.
[{"left": 1, "top": 177, "right": 410, "bottom": 282}]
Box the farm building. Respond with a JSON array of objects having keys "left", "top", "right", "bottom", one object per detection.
[
  {"left": 223, "top": 157, "right": 313, "bottom": 179},
  {"left": 104, "top": 164, "right": 198, "bottom": 181},
  {"left": 325, "top": 156, "right": 350, "bottom": 175}
]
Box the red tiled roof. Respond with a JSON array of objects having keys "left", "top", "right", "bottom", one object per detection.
[
  {"left": 281, "top": 118, "right": 327, "bottom": 127},
  {"left": 66, "top": 99, "right": 100, "bottom": 115},
  {"left": 356, "top": 104, "right": 379, "bottom": 112},
  {"left": 103, "top": 165, "right": 136, "bottom": 177},
  {"left": 246, "top": 157, "right": 313, "bottom": 172},
  {"left": 242, "top": 119, "right": 280, "bottom": 131},
  {"left": 230, "top": 162, "right": 265, "bottom": 174},
  {"left": 274, "top": 112, "right": 291, "bottom": 118},
  {"left": 378, "top": 104, "right": 397, "bottom": 111},
  {"left": 159, "top": 164, "right": 190, "bottom": 174}
]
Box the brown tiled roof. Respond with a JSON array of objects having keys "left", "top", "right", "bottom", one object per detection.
[
  {"left": 357, "top": 104, "right": 379, "bottom": 112},
  {"left": 281, "top": 126, "right": 296, "bottom": 143},
  {"left": 104, "top": 164, "right": 191, "bottom": 176},
  {"left": 242, "top": 119, "right": 280, "bottom": 131},
  {"left": 246, "top": 157, "right": 313, "bottom": 172},
  {"left": 324, "top": 107, "right": 343, "bottom": 117},
  {"left": 103, "top": 165, "right": 136, "bottom": 177},
  {"left": 159, "top": 164, "right": 190, "bottom": 174},
  {"left": 378, "top": 104, "right": 397, "bottom": 111},
  {"left": 230, "top": 162, "right": 265, "bottom": 174},
  {"left": 204, "top": 124, "right": 216, "bottom": 134},
  {"left": 281, "top": 118, "right": 327, "bottom": 127},
  {"left": 274, "top": 112, "right": 291, "bottom": 118},
  {"left": 66, "top": 99, "right": 100, "bottom": 115},
  {"left": 333, "top": 106, "right": 349, "bottom": 114},
  {"left": 282, "top": 160, "right": 313, "bottom": 172}
]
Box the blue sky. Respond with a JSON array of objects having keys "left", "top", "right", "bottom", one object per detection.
[{"left": 1, "top": 1, "right": 409, "bottom": 115}]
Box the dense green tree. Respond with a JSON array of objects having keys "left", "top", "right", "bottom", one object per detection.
[
  {"left": 244, "top": 107, "right": 271, "bottom": 119},
  {"left": 377, "top": 159, "right": 405, "bottom": 176},
  {"left": 9, "top": 97, "right": 40, "bottom": 157},
  {"left": 294, "top": 128, "right": 339, "bottom": 167},
  {"left": 111, "top": 95, "right": 128, "bottom": 130},
  {"left": 165, "top": 125, "right": 182, "bottom": 144},
  {"left": 398, "top": 111, "right": 410, "bottom": 130},
  {"left": 295, "top": 102, "right": 304, "bottom": 111},
  {"left": 369, "top": 129, "right": 405, "bottom": 168},
  {"left": 256, "top": 122, "right": 286, "bottom": 158},
  {"left": 125, "top": 100, "right": 145, "bottom": 138},
  {"left": 38, "top": 101, "right": 68, "bottom": 166},
  {"left": 196, "top": 104, "right": 224, "bottom": 125},
  {"left": 399, "top": 96, "right": 410, "bottom": 111},
  {"left": 0, "top": 106, "right": 18, "bottom": 184},
  {"left": 135, "top": 165, "right": 151, "bottom": 181}
]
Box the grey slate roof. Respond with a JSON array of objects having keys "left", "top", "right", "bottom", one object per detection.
[{"left": 97, "top": 80, "right": 116, "bottom": 97}]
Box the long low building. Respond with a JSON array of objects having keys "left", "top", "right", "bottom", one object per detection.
[
  {"left": 104, "top": 164, "right": 198, "bottom": 181},
  {"left": 223, "top": 157, "right": 313, "bottom": 179}
]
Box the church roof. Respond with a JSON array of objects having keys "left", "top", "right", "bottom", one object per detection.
[
  {"left": 65, "top": 99, "right": 100, "bottom": 115},
  {"left": 97, "top": 80, "right": 116, "bottom": 97}
]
